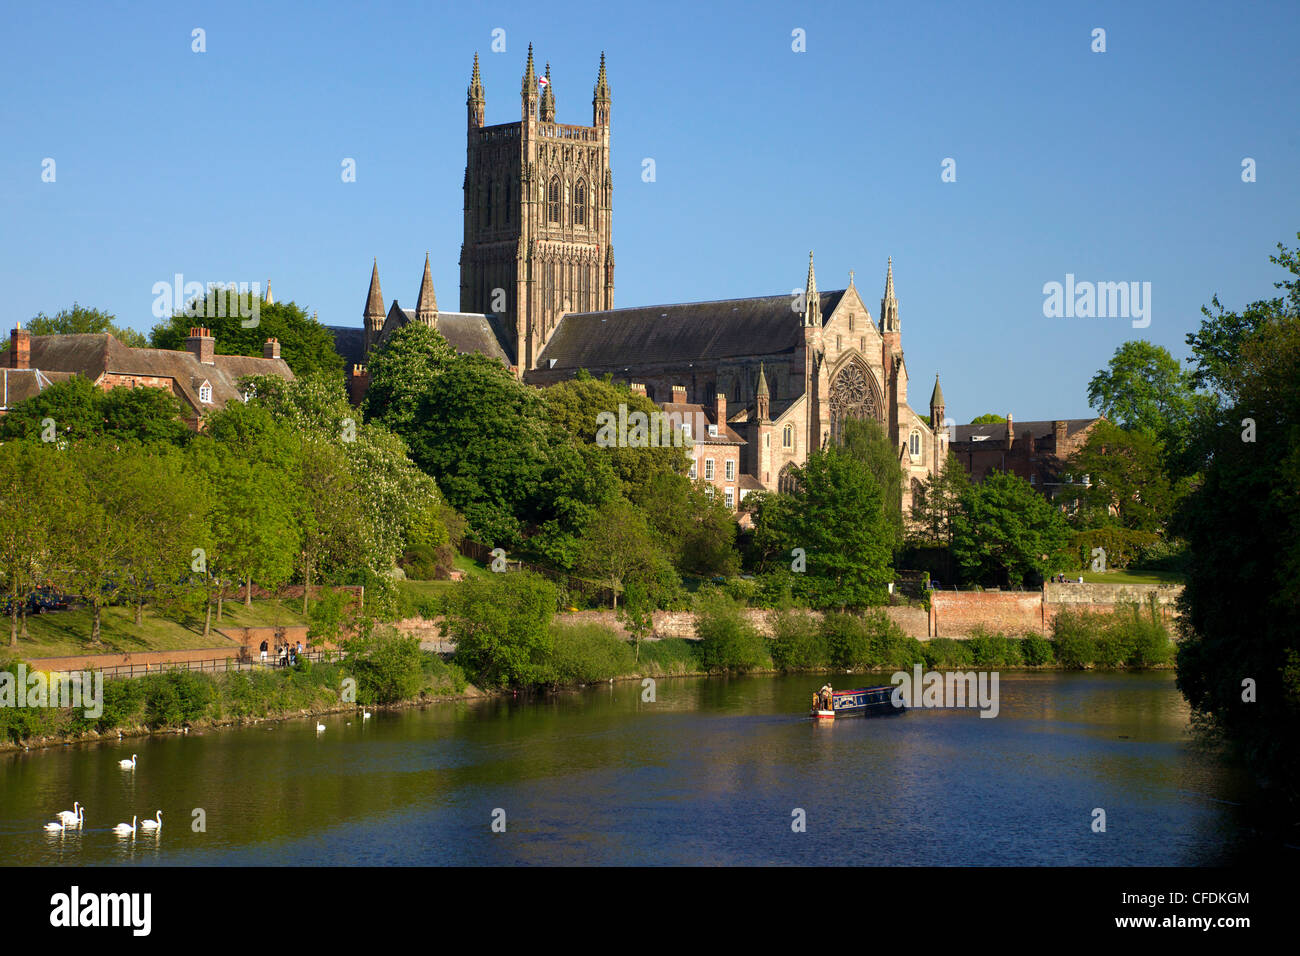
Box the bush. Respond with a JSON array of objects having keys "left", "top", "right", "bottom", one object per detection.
[
  {"left": 343, "top": 625, "right": 427, "bottom": 704},
  {"left": 695, "top": 590, "right": 768, "bottom": 673},
  {"left": 922, "top": 638, "right": 974, "bottom": 669},
  {"left": 1111, "top": 598, "right": 1174, "bottom": 667},
  {"left": 821, "top": 612, "right": 872, "bottom": 669},
  {"left": 1051, "top": 608, "right": 1103, "bottom": 668},
  {"left": 142, "top": 670, "right": 214, "bottom": 728},
  {"left": 399, "top": 545, "right": 441, "bottom": 580},
  {"left": 447, "top": 572, "right": 558, "bottom": 689},
  {"left": 1067, "top": 527, "right": 1160, "bottom": 571},
  {"left": 820, "top": 611, "right": 921, "bottom": 670},
  {"left": 967, "top": 629, "right": 1023, "bottom": 667},
  {"left": 638, "top": 638, "right": 700, "bottom": 675},
  {"left": 549, "top": 623, "right": 634, "bottom": 684},
  {"left": 1020, "top": 633, "right": 1055, "bottom": 666},
  {"left": 768, "top": 609, "right": 828, "bottom": 671}
]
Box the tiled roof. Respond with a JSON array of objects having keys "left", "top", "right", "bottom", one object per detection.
[
  {"left": 23, "top": 333, "right": 292, "bottom": 415},
  {"left": 658, "top": 401, "right": 746, "bottom": 444},
  {"left": 390, "top": 308, "right": 514, "bottom": 366},
  {"left": 0, "top": 368, "right": 71, "bottom": 409},
  {"left": 537, "top": 290, "right": 847, "bottom": 370}
]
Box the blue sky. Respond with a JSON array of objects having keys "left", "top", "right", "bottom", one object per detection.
[{"left": 2, "top": 0, "right": 1297, "bottom": 421}]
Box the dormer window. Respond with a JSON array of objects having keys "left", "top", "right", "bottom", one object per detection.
[
  {"left": 199, "top": 381, "right": 213, "bottom": 404},
  {"left": 708, "top": 424, "right": 718, "bottom": 437}
]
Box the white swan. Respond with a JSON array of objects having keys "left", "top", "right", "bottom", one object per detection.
[
  {"left": 118, "top": 754, "right": 137, "bottom": 769},
  {"left": 139, "top": 811, "right": 162, "bottom": 830},
  {"left": 316, "top": 722, "right": 325, "bottom": 732},
  {"left": 112, "top": 816, "right": 137, "bottom": 835},
  {"left": 44, "top": 820, "right": 67, "bottom": 831},
  {"left": 55, "top": 801, "right": 81, "bottom": 826},
  {"left": 362, "top": 711, "right": 371, "bottom": 719}
]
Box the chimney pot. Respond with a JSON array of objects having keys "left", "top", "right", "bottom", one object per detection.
[
  {"left": 186, "top": 327, "right": 215, "bottom": 365},
  {"left": 9, "top": 326, "right": 30, "bottom": 370},
  {"left": 671, "top": 385, "right": 687, "bottom": 403},
  {"left": 263, "top": 338, "right": 281, "bottom": 360},
  {"left": 715, "top": 392, "right": 726, "bottom": 428}
]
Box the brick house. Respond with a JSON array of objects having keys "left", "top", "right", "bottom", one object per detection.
[
  {"left": 3, "top": 325, "right": 293, "bottom": 428},
  {"left": 948, "top": 415, "right": 1104, "bottom": 503},
  {"left": 636, "top": 384, "right": 750, "bottom": 514}
]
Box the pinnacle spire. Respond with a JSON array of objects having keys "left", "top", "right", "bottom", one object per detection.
[
  {"left": 930, "top": 373, "right": 945, "bottom": 410},
  {"left": 416, "top": 252, "right": 437, "bottom": 322},
  {"left": 595, "top": 51, "right": 609, "bottom": 95},
  {"left": 592, "top": 51, "right": 610, "bottom": 125},
  {"left": 881, "top": 256, "right": 899, "bottom": 333},
  {"left": 470, "top": 51, "right": 482, "bottom": 90},
  {"left": 265, "top": 280, "right": 273, "bottom": 305},
  {"left": 884, "top": 256, "right": 896, "bottom": 302},
  {"left": 522, "top": 43, "right": 536, "bottom": 91},
  {"left": 756, "top": 362, "right": 770, "bottom": 399},
  {"left": 802, "top": 251, "right": 821, "bottom": 326},
  {"left": 365, "top": 258, "right": 384, "bottom": 318},
  {"left": 540, "top": 62, "right": 555, "bottom": 121}
]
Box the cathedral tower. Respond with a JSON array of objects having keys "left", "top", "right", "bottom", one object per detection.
[{"left": 460, "top": 47, "right": 614, "bottom": 375}]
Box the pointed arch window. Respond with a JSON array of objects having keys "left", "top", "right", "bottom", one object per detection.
[
  {"left": 573, "top": 179, "right": 587, "bottom": 226},
  {"left": 909, "top": 430, "right": 922, "bottom": 460},
  {"left": 547, "top": 177, "right": 561, "bottom": 223},
  {"left": 783, "top": 424, "right": 793, "bottom": 449}
]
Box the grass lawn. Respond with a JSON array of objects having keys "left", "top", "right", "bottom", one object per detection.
[
  {"left": 1077, "top": 569, "right": 1186, "bottom": 586},
  {"left": 396, "top": 555, "right": 492, "bottom": 606},
  {"left": 4, "top": 598, "right": 309, "bottom": 659}
]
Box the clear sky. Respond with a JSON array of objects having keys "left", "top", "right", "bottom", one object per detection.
[{"left": 2, "top": 0, "right": 1297, "bottom": 421}]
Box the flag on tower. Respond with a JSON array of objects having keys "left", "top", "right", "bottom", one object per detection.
[{"left": 538, "top": 76, "right": 549, "bottom": 88}]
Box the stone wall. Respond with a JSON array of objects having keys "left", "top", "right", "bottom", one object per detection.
[
  {"left": 550, "top": 605, "right": 930, "bottom": 640},
  {"left": 930, "top": 582, "right": 1184, "bottom": 637}
]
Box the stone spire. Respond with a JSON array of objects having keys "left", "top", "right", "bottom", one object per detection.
[
  {"left": 929, "top": 373, "right": 944, "bottom": 411},
  {"left": 522, "top": 43, "right": 538, "bottom": 118},
  {"left": 364, "top": 259, "right": 385, "bottom": 353},
  {"left": 756, "top": 362, "right": 771, "bottom": 421},
  {"left": 265, "top": 280, "right": 273, "bottom": 305},
  {"left": 802, "top": 251, "right": 820, "bottom": 327},
  {"left": 416, "top": 252, "right": 437, "bottom": 325},
  {"left": 592, "top": 51, "right": 610, "bottom": 126},
  {"left": 881, "top": 256, "right": 899, "bottom": 332},
  {"left": 468, "top": 52, "right": 485, "bottom": 128},
  {"left": 540, "top": 63, "right": 555, "bottom": 121}
]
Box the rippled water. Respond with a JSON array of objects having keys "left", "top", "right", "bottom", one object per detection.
[{"left": 0, "top": 671, "right": 1258, "bottom": 865}]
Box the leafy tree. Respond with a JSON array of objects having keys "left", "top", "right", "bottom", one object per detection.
[
  {"left": 619, "top": 579, "right": 655, "bottom": 664},
  {"left": 445, "top": 572, "right": 558, "bottom": 689},
  {"left": 0, "top": 379, "right": 190, "bottom": 446},
  {"left": 951, "top": 470, "right": 1071, "bottom": 587},
  {"left": 575, "top": 499, "right": 677, "bottom": 610},
  {"left": 1175, "top": 235, "right": 1300, "bottom": 809},
  {"left": 969, "top": 413, "right": 1006, "bottom": 425},
  {"left": 293, "top": 437, "right": 366, "bottom": 615},
  {"left": 837, "top": 417, "right": 905, "bottom": 554},
  {"left": 631, "top": 470, "right": 738, "bottom": 578},
  {"left": 908, "top": 452, "right": 972, "bottom": 547},
  {"left": 361, "top": 323, "right": 458, "bottom": 433},
  {"left": 1086, "top": 340, "right": 1197, "bottom": 446},
  {"left": 2, "top": 304, "right": 146, "bottom": 349},
  {"left": 750, "top": 446, "right": 893, "bottom": 609},
  {"left": 1067, "top": 420, "right": 1172, "bottom": 533},
  {"left": 150, "top": 296, "right": 342, "bottom": 376},
  {"left": 0, "top": 443, "right": 68, "bottom": 646}
]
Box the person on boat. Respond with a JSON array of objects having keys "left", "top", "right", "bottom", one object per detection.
[
  {"left": 812, "top": 692, "right": 821, "bottom": 711},
  {"left": 819, "top": 683, "right": 833, "bottom": 710}
]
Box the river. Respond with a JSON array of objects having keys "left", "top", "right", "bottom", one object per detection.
[{"left": 0, "top": 671, "right": 1260, "bottom": 865}]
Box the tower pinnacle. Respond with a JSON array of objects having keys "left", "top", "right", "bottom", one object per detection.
[{"left": 416, "top": 252, "right": 437, "bottom": 325}]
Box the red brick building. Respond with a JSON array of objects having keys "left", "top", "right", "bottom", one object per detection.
[{"left": 4, "top": 325, "right": 293, "bottom": 428}]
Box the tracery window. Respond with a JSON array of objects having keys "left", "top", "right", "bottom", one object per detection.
[
  {"left": 828, "top": 361, "right": 881, "bottom": 443},
  {"left": 910, "top": 430, "right": 922, "bottom": 460},
  {"left": 548, "top": 177, "right": 561, "bottom": 223},
  {"left": 573, "top": 179, "right": 587, "bottom": 226},
  {"left": 783, "top": 424, "right": 793, "bottom": 448}
]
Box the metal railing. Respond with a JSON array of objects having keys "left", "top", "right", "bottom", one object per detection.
[{"left": 48, "top": 649, "right": 348, "bottom": 682}]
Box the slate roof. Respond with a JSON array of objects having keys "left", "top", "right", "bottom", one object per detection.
[
  {"left": 658, "top": 401, "right": 746, "bottom": 445},
  {"left": 327, "top": 326, "right": 367, "bottom": 368},
  {"left": 952, "top": 418, "right": 1099, "bottom": 443},
  {"left": 23, "top": 333, "right": 293, "bottom": 415},
  {"left": 537, "top": 291, "right": 847, "bottom": 370},
  {"left": 389, "top": 308, "right": 514, "bottom": 366}
]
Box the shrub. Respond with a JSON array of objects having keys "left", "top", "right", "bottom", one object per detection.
[
  {"left": 344, "top": 625, "right": 428, "bottom": 704},
  {"left": 922, "top": 638, "right": 974, "bottom": 668},
  {"left": 768, "top": 609, "right": 828, "bottom": 671},
  {"left": 1067, "top": 528, "right": 1160, "bottom": 571},
  {"left": 1051, "top": 608, "right": 1102, "bottom": 668},
  {"left": 399, "top": 545, "right": 441, "bottom": 580},
  {"left": 695, "top": 590, "right": 768, "bottom": 673},
  {"left": 142, "top": 670, "right": 213, "bottom": 728},
  {"left": 446, "top": 572, "right": 558, "bottom": 689},
  {"left": 549, "top": 623, "right": 634, "bottom": 684},
  {"left": 1111, "top": 598, "right": 1174, "bottom": 667},
  {"left": 1020, "top": 633, "right": 1055, "bottom": 666},
  {"left": 821, "top": 612, "right": 872, "bottom": 669},
  {"left": 967, "top": 629, "right": 1023, "bottom": 667},
  {"left": 638, "top": 638, "right": 700, "bottom": 675}
]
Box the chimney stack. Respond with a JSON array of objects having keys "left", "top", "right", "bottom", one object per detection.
[
  {"left": 715, "top": 392, "right": 726, "bottom": 429},
  {"left": 263, "top": 337, "right": 281, "bottom": 360},
  {"left": 671, "top": 385, "right": 687, "bottom": 404},
  {"left": 1006, "top": 413, "right": 1014, "bottom": 449},
  {"left": 186, "top": 327, "right": 215, "bottom": 365},
  {"left": 629, "top": 382, "right": 646, "bottom": 396},
  {"left": 9, "top": 324, "right": 30, "bottom": 369}
]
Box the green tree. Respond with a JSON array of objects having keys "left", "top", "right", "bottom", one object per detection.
[
  {"left": 968, "top": 413, "right": 1006, "bottom": 425},
  {"left": 293, "top": 437, "right": 366, "bottom": 615},
  {"left": 1067, "top": 420, "right": 1173, "bottom": 533},
  {"left": 1175, "top": 235, "right": 1300, "bottom": 809},
  {"left": 360, "top": 323, "right": 458, "bottom": 433},
  {"left": 837, "top": 417, "right": 905, "bottom": 554},
  {"left": 150, "top": 296, "right": 341, "bottom": 376},
  {"left": 908, "top": 452, "right": 972, "bottom": 548},
  {"left": 619, "top": 579, "right": 655, "bottom": 664},
  {"left": 1086, "top": 340, "right": 1197, "bottom": 445},
  {"left": 3, "top": 304, "right": 146, "bottom": 349},
  {"left": 0, "top": 443, "right": 68, "bottom": 646},
  {"left": 951, "top": 470, "right": 1070, "bottom": 587},
  {"left": 751, "top": 446, "right": 893, "bottom": 609},
  {"left": 575, "top": 499, "right": 677, "bottom": 610},
  {"left": 445, "top": 572, "right": 558, "bottom": 689}
]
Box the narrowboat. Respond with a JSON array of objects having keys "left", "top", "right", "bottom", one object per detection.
[{"left": 810, "top": 685, "right": 905, "bottom": 720}]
